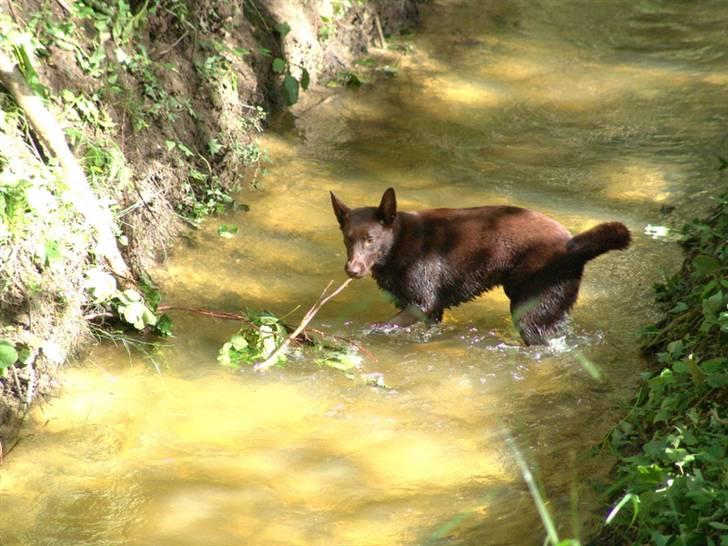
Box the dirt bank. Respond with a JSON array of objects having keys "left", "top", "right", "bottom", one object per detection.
[{"left": 0, "top": 0, "right": 422, "bottom": 454}]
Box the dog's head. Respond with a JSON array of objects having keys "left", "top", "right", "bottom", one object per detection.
[{"left": 330, "top": 187, "right": 398, "bottom": 278}]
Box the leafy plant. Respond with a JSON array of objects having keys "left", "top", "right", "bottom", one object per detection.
[
  {"left": 84, "top": 267, "right": 170, "bottom": 334},
  {"left": 217, "top": 224, "right": 238, "bottom": 238},
  {"left": 218, "top": 309, "right": 364, "bottom": 373},
  {"left": 600, "top": 194, "right": 728, "bottom": 545},
  {"left": 326, "top": 70, "right": 362, "bottom": 89},
  {"left": 218, "top": 310, "right": 289, "bottom": 368},
  {"left": 271, "top": 53, "right": 310, "bottom": 106},
  {"left": 0, "top": 339, "right": 19, "bottom": 377}
]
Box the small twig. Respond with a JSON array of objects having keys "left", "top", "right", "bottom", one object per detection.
[
  {"left": 255, "top": 278, "right": 353, "bottom": 371},
  {"left": 151, "top": 30, "right": 190, "bottom": 61},
  {"left": 10, "top": 366, "right": 22, "bottom": 397},
  {"left": 374, "top": 13, "right": 386, "bottom": 49},
  {"left": 117, "top": 185, "right": 166, "bottom": 218},
  {"left": 54, "top": 0, "right": 71, "bottom": 13},
  {"left": 7, "top": 0, "right": 22, "bottom": 24},
  {"left": 83, "top": 311, "right": 115, "bottom": 321},
  {"left": 305, "top": 327, "right": 378, "bottom": 363},
  {"left": 25, "top": 363, "right": 35, "bottom": 408},
  {"left": 157, "top": 295, "right": 372, "bottom": 363},
  {"left": 156, "top": 305, "right": 246, "bottom": 321}
]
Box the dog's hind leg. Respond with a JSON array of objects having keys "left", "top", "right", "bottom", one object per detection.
[{"left": 509, "top": 279, "right": 581, "bottom": 345}]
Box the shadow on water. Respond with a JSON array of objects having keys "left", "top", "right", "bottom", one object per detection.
[{"left": 3, "top": 0, "right": 728, "bottom": 545}]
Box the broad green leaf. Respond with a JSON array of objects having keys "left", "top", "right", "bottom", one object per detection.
[
  {"left": 693, "top": 254, "right": 720, "bottom": 276},
  {"left": 155, "top": 314, "right": 173, "bottom": 337},
  {"left": 84, "top": 268, "right": 117, "bottom": 302},
  {"left": 274, "top": 22, "right": 291, "bottom": 37},
  {"left": 142, "top": 307, "right": 158, "bottom": 326},
  {"left": 700, "top": 358, "right": 726, "bottom": 374},
  {"left": 0, "top": 340, "right": 18, "bottom": 369},
  {"left": 208, "top": 138, "right": 223, "bottom": 155},
  {"left": 122, "top": 301, "right": 147, "bottom": 329},
  {"left": 230, "top": 334, "right": 248, "bottom": 350},
  {"left": 217, "top": 224, "right": 239, "bottom": 238},
  {"left": 706, "top": 373, "right": 728, "bottom": 388},
  {"left": 122, "top": 289, "right": 142, "bottom": 302},
  {"left": 282, "top": 74, "right": 299, "bottom": 105},
  {"left": 300, "top": 67, "right": 310, "bottom": 90},
  {"left": 272, "top": 57, "right": 286, "bottom": 73},
  {"left": 43, "top": 239, "right": 62, "bottom": 266}
]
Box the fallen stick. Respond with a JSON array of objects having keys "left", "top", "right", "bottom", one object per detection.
[
  {"left": 255, "top": 278, "right": 353, "bottom": 371},
  {"left": 374, "top": 13, "right": 387, "bottom": 49},
  {"left": 157, "top": 293, "right": 372, "bottom": 361},
  {"left": 156, "top": 305, "right": 245, "bottom": 321}
]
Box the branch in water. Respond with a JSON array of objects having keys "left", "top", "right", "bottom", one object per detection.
[
  {"left": 255, "top": 278, "right": 353, "bottom": 371},
  {"left": 157, "top": 282, "right": 370, "bottom": 364}
]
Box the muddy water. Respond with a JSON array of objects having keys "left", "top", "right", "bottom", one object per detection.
[{"left": 2, "top": 1, "right": 727, "bottom": 544}]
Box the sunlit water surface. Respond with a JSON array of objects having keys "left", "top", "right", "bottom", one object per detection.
[{"left": 2, "top": 1, "right": 727, "bottom": 544}]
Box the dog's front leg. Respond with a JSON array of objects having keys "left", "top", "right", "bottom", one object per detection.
[{"left": 370, "top": 305, "right": 427, "bottom": 331}]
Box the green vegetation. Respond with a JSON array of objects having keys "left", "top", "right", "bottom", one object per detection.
[
  {"left": 0, "top": 0, "right": 276, "bottom": 411},
  {"left": 598, "top": 195, "right": 728, "bottom": 545},
  {"left": 218, "top": 308, "right": 365, "bottom": 374}
]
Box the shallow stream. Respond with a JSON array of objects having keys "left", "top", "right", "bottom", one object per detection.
[{"left": 2, "top": 0, "right": 728, "bottom": 544}]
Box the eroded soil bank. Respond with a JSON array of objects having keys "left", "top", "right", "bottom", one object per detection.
[{"left": 0, "top": 0, "right": 422, "bottom": 451}]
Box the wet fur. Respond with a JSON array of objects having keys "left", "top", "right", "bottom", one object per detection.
[{"left": 330, "top": 188, "right": 631, "bottom": 345}]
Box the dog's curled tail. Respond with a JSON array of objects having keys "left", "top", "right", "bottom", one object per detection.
[{"left": 567, "top": 222, "right": 631, "bottom": 262}]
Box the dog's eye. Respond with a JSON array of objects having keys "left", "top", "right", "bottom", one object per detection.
[{"left": 365, "top": 236, "right": 374, "bottom": 245}]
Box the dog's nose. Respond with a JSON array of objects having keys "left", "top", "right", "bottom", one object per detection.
[{"left": 345, "top": 262, "right": 366, "bottom": 278}]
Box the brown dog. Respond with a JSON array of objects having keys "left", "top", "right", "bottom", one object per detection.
[{"left": 330, "top": 187, "right": 630, "bottom": 345}]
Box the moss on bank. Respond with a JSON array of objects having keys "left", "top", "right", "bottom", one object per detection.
[
  {"left": 595, "top": 195, "right": 728, "bottom": 545},
  {"left": 0, "top": 0, "right": 422, "bottom": 452}
]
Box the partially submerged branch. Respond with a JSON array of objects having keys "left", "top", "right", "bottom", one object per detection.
[
  {"left": 255, "top": 278, "right": 353, "bottom": 371},
  {"left": 157, "top": 281, "right": 370, "bottom": 365}
]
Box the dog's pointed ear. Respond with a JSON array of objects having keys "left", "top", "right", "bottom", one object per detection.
[
  {"left": 377, "top": 187, "right": 397, "bottom": 224},
  {"left": 330, "top": 191, "right": 350, "bottom": 227}
]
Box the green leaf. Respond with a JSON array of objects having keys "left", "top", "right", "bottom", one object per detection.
[
  {"left": 272, "top": 57, "right": 286, "bottom": 73},
  {"left": 693, "top": 254, "right": 721, "bottom": 276},
  {"left": 142, "top": 307, "right": 158, "bottom": 327},
  {"left": 230, "top": 334, "right": 248, "bottom": 351},
  {"left": 703, "top": 291, "right": 724, "bottom": 314},
  {"left": 345, "top": 72, "right": 362, "bottom": 88},
  {"left": 0, "top": 340, "right": 18, "bottom": 369},
  {"left": 122, "top": 289, "right": 142, "bottom": 302},
  {"left": 217, "top": 224, "right": 239, "bottom": 238},
  {"left": 155, "top": 314, "right": 173, "bottom": 337},
  {"left": 208, "top": 138, "right": 223, "bottom": 155},
  {"left": 700, "top": 358, "right": 726, "bottom": 374},
  {"left": 122, "top": 301, "right": 148, "bottom": 329},
  {"left": 43, "top": 239, "right": 62, "bottom": 266},
  {"left": 274, "top": 22, "right": 291, "bottom": 38},
  {"left": 706, "top": 373, "right": 728, "bottom": 388},
  {"left": 85, "top": 268, "right": 117, "bottom": 302},
  {"left": 282, "top": 74, "right": 299, "bottom": 105},
  {"left": 300, "top": 67, "right": 310, "bottom": 90}
]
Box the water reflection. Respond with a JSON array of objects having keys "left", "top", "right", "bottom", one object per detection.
[{"left": 3, "top": 0, "right": 727, "bottom": 544}]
